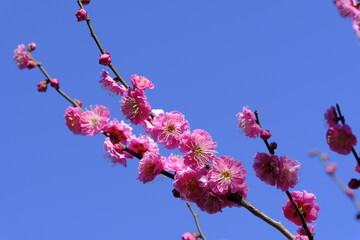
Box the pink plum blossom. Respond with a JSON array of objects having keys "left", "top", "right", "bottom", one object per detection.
[
  {"left": 121, "top": 88, "right": 151, "bottom": 125},
  {"left": 236, "top": 106, "right": 262, "bottom": 138},
  {"left": 137, "top": 151, "right": 165, "bottom": 183},
  {"left": 294, "top": 225, "right": 315, "bottom": 240},
  {"left": 103, "top": 138, "right": 127, "bottom": 167},
  {"left": 150, "top": 111, "right": 190, "bottom": 149},
  {"left": 163, "top": 154, "right": 187, "bottom": 172},
  {"left": 276, "top": 156, "right": 300, "bottom": 192},
  {"left": 253, "top": 152, "right": 280, "bottom": 186},
  {"left": 99, "top": 53, "right": 111, "bottom": 65},
  {"left": 173, "top": 168, "right": 207, "bottom": 202},
  {"left": 105, "top": 119, "right": 134, "bottom": 145},
  {"left": 75, "top": 9, "right": 88, "bottom": 21},
  {"left": 99, "top": 71, "right": 126, "bottom": 96},
  {"left": 64, "top": 106, "right": 83, "bottom": 135},
  {"left": 326, "top": 124, "right": 357, "bottom": 155},
  {"left": 195, "top": 191, "right": 228, "bottom": 214},
  {"left": 282, "top": 190, "right": 320, "bottom": 226},
  {"left": 125, "top": 135, "right": 159, "bottom": 159},
  {"left": 14, "top": 44, "right": 30, "bottom": 69},
  {"left": 334, "top": 0, "right": 360, "bottom": 18},
  {"left": 324, "top": 106, "right": 338, "bottom": 127},
  {"left": 205, "top": 156, "right": 248, "bottom": 196},
  {"left": 80, "top": 105, "right": 110, "bottom": 136},
  {"left": 131, "top": 74, "right": 154, "bottom": 90},
  {"left": 179, "top": 129, "right": 217, "bottom": 169}
]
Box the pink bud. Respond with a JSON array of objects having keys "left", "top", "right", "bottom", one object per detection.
[
  {"left": 27, "top": 60, "right": 38, "bottom": 69},
  {"left": 320, "top": 153, "right": 329, "bottom": 161},
  {"left": 99, "top": 53, "right": 111, "bottom": 65},
  {"left": 81, "top": 0, "right": 90, "bottom": 5},
  {"left": 37, "top": 80, "right": 48, "bottom": 92},
  {"left": 75, "top": 9, "right": 88, "bottom": 21},
  {"left": 346, "top": 189, "right": 354, "bottom": 197},
  {"left": 309, "top": 149, "right": 319, "bottom": 157},
  {"left": 355, "top": 164, "right": 360, "bottom": 173},
  {"left": 260, "top": 130, "right": 271, "bottom": 141},
  {"left": 326, "top": 163, "right": 337, "bottom": 175},
  {"left": 28, "top": 42, "right": 37, "bottom": 52},
  {"left": 181, "top": 232, "right": 198, "bottom": 240},
  {"left": 50, "top": 78, "right": 60, "bottom": 89},
  {"left": 75, "top": 99, "right": 83, "bottom": 107}
]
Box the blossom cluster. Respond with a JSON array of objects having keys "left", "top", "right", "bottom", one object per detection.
[
  {"left": 68, "top": 71, "right": 250, "bottom": 214},
  {"left": 237, "top": 106, "right": 320, "bottom": 236}
]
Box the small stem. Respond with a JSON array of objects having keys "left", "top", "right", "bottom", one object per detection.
[
  {"left": 314, "top": 152, "right": 360, "bottom": 218},
  {"left": 254, "top": 111, "right": 275, "bottom": 154},
  {"left": 228, "top": 193, "right": 294, "bottom": 240},
  {"left": 33, "top": 58, "right": 80, "bottom": 108},
  {"left": 186, "top": 202, "right": 207, "bottom": 240},
  {"left": 286, "top": 191, "right": 313, "bottom": 240},
  {"left": 256, "top": 111, "right": 312, "bottom": 238}
]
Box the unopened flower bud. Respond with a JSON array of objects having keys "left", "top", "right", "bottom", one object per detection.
[
  {"left": 75, "top": 99, "right": 83, "bottom": 107},
  {"left": 172, "top": 189, "right": 180, "bottom": 198},
  {"left": 269, "top": 142, "right": 277, "bottom": 151},
  {"left": 181, "top": 232, "right": 199, "bottom": 240},
  {"left": 37, "top": 80, "right": 48, "bottom": 92},
  {"left": 81, "top": 0, "right": 90, "bottom": 5},
  {"left": 355, "top": 164, "right": 360, "bottom": 173},
  {"left": 75, "top": 9, "right": 88, "bottom": 21},
  {"left": 326, "top": 163, "right": 337, "bottom": 175},
  {"left": 320, "top": 153, "right": 329, "bottom": 161},
  {"left": 50, "top": 78, "right": 60, "bottom": 89},
  {"left": 346, "top": 189, "right": 354, "bottom": 197},
  {"left": 260, "top": 130, "right": 271, "bottom": 141},
  {"left": 309, "top": 149, "right": 319, "bottom": 157},
  {"left": 348, "top": 178, "right": 360, "bottom": 189},
  {"left": 28, "top": 42, "right": 37, "bottom": 52},
  {"left": 27, "top": 60, "right": 38, "bottom": 69},
  {"left": 99, "top": 53, "right": 111, "bottom": 65}
]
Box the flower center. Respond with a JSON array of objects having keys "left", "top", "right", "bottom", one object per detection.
[
  {"left": 194, "top": 146, "right": 204, "bottom": 156},
  {"left": 91, "top": 117, "right": 99, "bottom": 126},
  {"left": 166, "top": 124, "right": 176, "bottom": 134},
  {"left": 221, "top": 170, "right": 232, "bottom": 179}
]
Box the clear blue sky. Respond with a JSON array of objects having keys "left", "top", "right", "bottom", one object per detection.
[{"left": 2, "top": 0, "right": 360, "bottom": 239}]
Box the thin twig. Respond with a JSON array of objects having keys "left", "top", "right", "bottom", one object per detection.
[
  {"left": 286, "top": 191, "right": 313, "bottom": 240},
  {"left": 77, "top": 0, "right": 129, "bottom": 88},
  {"left": 256, "top": 110, "right": 313, "bottom": 239},
  {"left": 228, "top": 193, "right": 294, "bottom": 240},
  {"left": 186, "top": 202, "right": 207, "bottom": 240},
  {"left": 312, "top": 150, "right": 360, "bottom": 218}
]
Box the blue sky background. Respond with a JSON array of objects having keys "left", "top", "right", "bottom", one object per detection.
[{"left": 2, "top": 0, "right": 360, "bottom": 239}]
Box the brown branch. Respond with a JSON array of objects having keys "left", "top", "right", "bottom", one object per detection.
[{"left": 228, "top": 193, "right": 294, "bottom": 240}]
